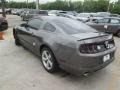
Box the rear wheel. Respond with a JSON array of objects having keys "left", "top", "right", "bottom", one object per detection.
[
  {"left": 41, "top": 47, "right": 59, "bottom": 73},
  {"left": 117, "top": 31, "right": 120, "bottom": 38}
]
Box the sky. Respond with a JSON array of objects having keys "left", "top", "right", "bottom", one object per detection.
[{"left": 8, "top": 0, "right": 117, "bottom": 4}]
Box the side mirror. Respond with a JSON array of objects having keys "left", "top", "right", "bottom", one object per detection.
[{"left": 21, "top": 23, "right": 28, "bottom": 27}]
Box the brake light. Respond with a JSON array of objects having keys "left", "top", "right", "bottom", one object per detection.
[{"left": 80, "top": 40, "right": 115, "bottom": 54}]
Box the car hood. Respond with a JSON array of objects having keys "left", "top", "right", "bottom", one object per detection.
[{"left": 71, "top": 32, "right": 111, "bottom": 41}]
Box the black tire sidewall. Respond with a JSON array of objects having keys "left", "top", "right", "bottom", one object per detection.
[{"left": 14, "top": 32, "right": 21, "bottom": 45}]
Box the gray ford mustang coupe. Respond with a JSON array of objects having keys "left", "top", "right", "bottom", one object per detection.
[{"left": 13, "top": 16, "right": 116, "bottom": 75}]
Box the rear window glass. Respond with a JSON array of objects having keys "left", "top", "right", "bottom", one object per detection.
[{"left": 54, "top": 18, "right": 96, "bottom": 34}]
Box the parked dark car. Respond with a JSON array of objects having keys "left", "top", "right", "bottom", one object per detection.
[
  {"left": 13, "top": 16, "right": 115, "bottom": 75},
  {"left": 0, "top": 16, "right": 8, "bottom": 31},
  {"left": 21, "top": 10, "right": 48, "bottom": 21},
  {"left": 87, "top": 17, "right": 120, "bottom": 37}
]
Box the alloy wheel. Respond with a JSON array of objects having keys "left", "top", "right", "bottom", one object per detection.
[{"left": 42, "top": 50, "right": 53, "bottom": 70}]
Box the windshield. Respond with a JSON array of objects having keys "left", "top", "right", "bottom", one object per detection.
[{"left": 54, "top": 18, "right": 96, "bottom": 34}]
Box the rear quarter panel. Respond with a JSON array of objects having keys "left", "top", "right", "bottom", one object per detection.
[{"left": 36, "top": 30, "right": 77, "bottom": 63}]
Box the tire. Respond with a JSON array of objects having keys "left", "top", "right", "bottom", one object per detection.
[
  {"left": 117, "top": 31, "right": 120, "bottom": 38},
  {"left": 14, "top": 31, "right": 21, "bottom": 46},
  {"left": 41, "top": 47, "right": 59, "bottom": 73},
  {"left": 15, "top": 38, "right": 21, "bottom": 46}
]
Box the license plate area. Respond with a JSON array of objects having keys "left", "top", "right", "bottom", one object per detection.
[{"left": 103, "top": 54, "right": 110, "bottom": 62}]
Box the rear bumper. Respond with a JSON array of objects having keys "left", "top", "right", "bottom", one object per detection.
[
  {"left": 59, "top": 47, "right": 115, "bottom": 75},
  {"left": 61, "top": 57, "right": 114, "bottom": 75}
]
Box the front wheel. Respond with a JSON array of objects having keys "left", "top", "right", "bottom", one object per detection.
[
  {"left": 14, "top": 31, "right": 21, "bottom": 46},
  {"left": 15, "top": 38, "right": 21, "bottom": 46},
  {"left": 41, "top": 47, "right": 59, "bottom": 73}
]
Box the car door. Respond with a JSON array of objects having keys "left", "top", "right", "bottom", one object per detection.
[
  {"left": 25, "top": 18, "right": 44, "bottom": 54},
  {"left": 16, "top": 23, "right": 33, "bottom": 49},
  {"left": 91, "top": 18, "right": 110, "bottom": 32},
  {"left": 106, "top": 18, "right": 120, "bottom": 34}
]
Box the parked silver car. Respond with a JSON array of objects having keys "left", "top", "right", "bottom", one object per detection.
[{"left": 13, "top": 16, "right": 116, "bottom": 75}]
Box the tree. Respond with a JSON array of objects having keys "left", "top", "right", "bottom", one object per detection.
[
  {"left": 111, "top": 1, "right": 120, "bottom": 14},
  {"left": 3, "top": 0, "right": 120, "bottom": 14}
]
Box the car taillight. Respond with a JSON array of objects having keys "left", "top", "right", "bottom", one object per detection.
[{"left": 80, "top": 40, "right": 115, "bottom": 54}]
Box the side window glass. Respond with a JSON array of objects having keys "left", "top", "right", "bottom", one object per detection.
[
  {"left": 110, "top": 19, "right": 120, "bottom": 24},
  {"left": 43, "top": 23, "right": 56, "bottom": 32},
  {"left": 98, "top": 19, "right": 109, "bottom": 24},
  {"left": 28, "top": 19, "right": 43, "bottom": 30}
]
